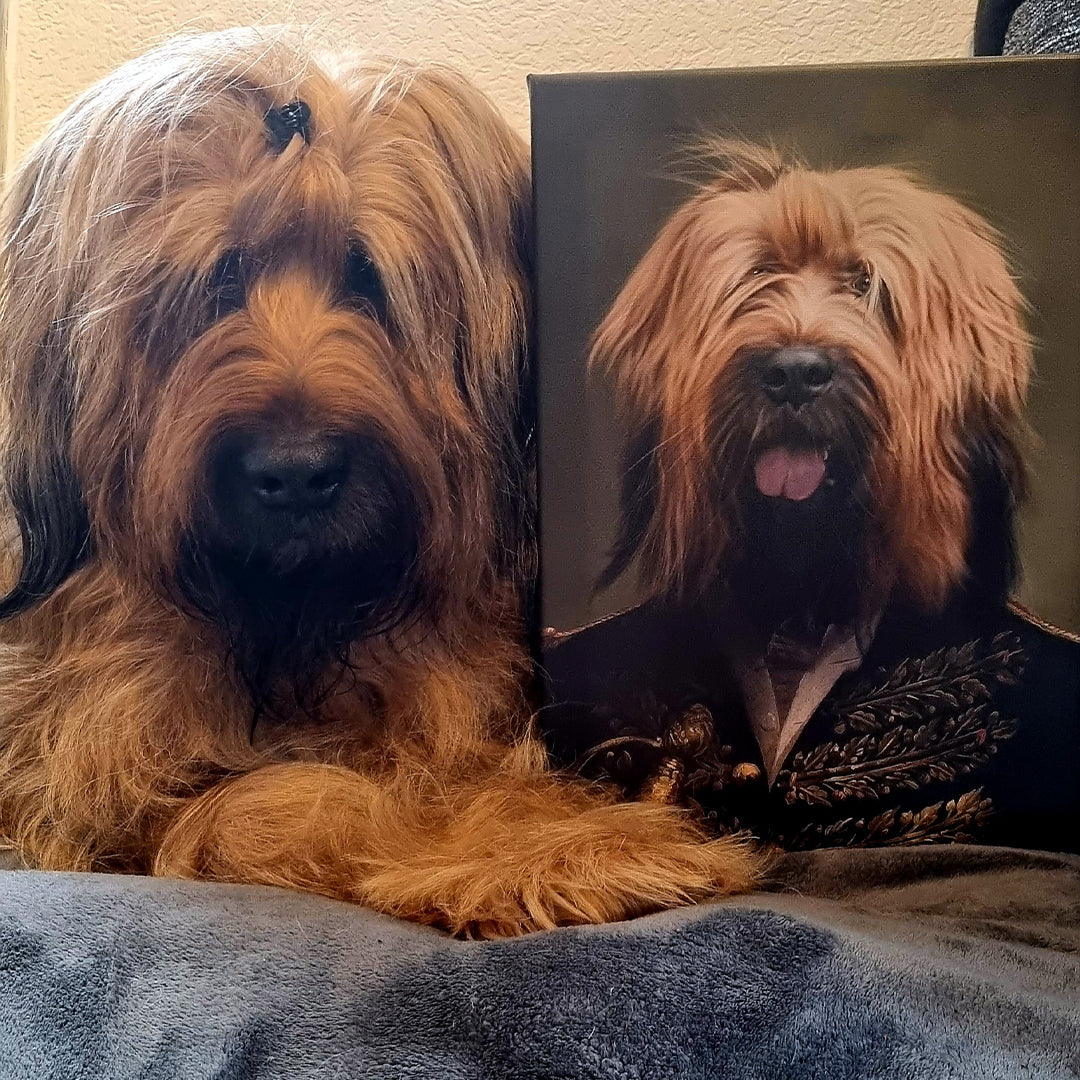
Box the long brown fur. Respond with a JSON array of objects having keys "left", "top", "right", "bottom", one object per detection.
[
  {"left": 0, "top": 31, "right": 759, "bottom": 938},
  {"left": 593, "top": 140, "right": 1032, "bottom": 613}
]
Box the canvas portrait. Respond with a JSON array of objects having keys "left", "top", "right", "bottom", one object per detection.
[{"left": 532, "top": 58, "right": 1080, "bottom": 853}]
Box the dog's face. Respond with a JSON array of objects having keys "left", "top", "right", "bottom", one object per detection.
[
  {"left": 0, "top": 32, "right": 531, "bottom": 699},
  {"left": 593, "top": 143, "right": 1031, "bottom": 621}
]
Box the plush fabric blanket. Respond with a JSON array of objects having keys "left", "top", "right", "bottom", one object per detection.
[{"left": 1, "top": 845, "right": 1077, "bottom": 1079}]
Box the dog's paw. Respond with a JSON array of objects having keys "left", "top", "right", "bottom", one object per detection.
[{"left": 420, "top": 804, "right": 761, "bottom": 939}]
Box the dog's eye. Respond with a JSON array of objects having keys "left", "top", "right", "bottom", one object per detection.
[
  {"left": 345, "top": 244, "right": 388, "bottom": 323},
  {"left": 849, "top": 266, "right": 873, "bottom": 298},
  {"left": 207, "top": 249, "right": 249, "bottom": 320},
  {"left": 749, "top": 264, "right": 778, "bottom": 279}
]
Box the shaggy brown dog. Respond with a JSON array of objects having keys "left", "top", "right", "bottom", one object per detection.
[
  {"left": 0, "top": 32, "right": 757, "bottom": 938},
  {"left": 593, "top": 141, "right": 1031, "bottom": 631}
]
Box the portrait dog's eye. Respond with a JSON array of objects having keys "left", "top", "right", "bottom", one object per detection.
[
  {"left": 848, "top": 265, "right": 873, "bottom": 298},
  {"left": 344, "top": 243, "right": 387, "bottom": 323},
  {"left": 207, "top": 248, "right": 250, "bottom": 320}
]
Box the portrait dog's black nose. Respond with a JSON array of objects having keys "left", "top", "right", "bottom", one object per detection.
[
  {"left": 235, "top": 431, "right": 349, "bottom": 511},
  {"left": 757, "top": 348, "right": 834, "bottom": 408}
]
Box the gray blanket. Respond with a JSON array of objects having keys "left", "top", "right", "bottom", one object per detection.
[{"left": 1, "top": 845, "right": 1078, "bottom": 1079}]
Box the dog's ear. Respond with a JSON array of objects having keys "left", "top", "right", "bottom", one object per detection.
[
  {"left": 960, "top": 428, "right": 1026, "bottom": 611},
  {"left": 382, "top": 65, "right": 531, "bottom": 418},
  {"left": 500, "top": 184, "right": 537, "bottom": 595},
  {"left": 589, "top": 202, "right": 721, "bottom": 597},
  {"left": 0, "top": 441, "right": 91, "bottom": 620},
  {"left": 363, "top": 64, "right": 535, "bottom": 592},
  {"left": 589, "top": 204, "right": 702, "bottom": 407},
  {"left": 0, "top": 327, "right": 93, "bottom": 619},
  {"left": 596, "top": 417, "right": 660, "bottom": 594},
  {"left": 0, "top": 154, "right": 94, "bottom": 618},
  {"left": 879, "top": 181, "right": 1033, "bottom": 612}
]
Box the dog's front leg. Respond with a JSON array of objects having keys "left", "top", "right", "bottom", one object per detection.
[{"left": 153, "top": 756, "right": 759, "bottom": 937}]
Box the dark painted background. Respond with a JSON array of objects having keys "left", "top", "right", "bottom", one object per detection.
[{"left": 530, "top": 57, "right": 1080, "bottom": 636}]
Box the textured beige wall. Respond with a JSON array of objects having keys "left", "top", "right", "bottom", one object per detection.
[
  {"left": 0, "top": 0, "right": 15, "bottom": 169},
  {"left": 3, "top": 0, "right": 978, "bottom": 169}
]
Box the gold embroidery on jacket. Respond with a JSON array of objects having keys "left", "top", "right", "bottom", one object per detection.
[
  {"left": 780, "top": 789, "right": 995, "bottom": 849},
  {"left": 574, "top": 633, "right": 1026, "bottom": 849},
  {"left": 775, "top": 633, "right": 1024, "bottom": 809}
]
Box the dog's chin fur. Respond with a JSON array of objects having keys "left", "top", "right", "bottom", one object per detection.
[
  {"left": 0, "top": 29, "right": 761, "bottom": 938},
  {"left": 593, "top": 140, "right": 1032, "bottom": 621},
  {"left": 713, "top": 359, "right": 878, "bottom": 629},
  {"left": 726, "top": 483, "right": 870, "bottom": 633},
  {"left": 180, "top": 432, "right": 427, "bottom": 717},
  {"left": 175, "top": 533, "right": 423, "bottom": 722}
]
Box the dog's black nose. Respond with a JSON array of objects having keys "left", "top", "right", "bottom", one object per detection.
[
  {"left": 208, "top": 428, "right": 417, "bottom": 580},
  {"left": 757, "top": 348, "right": 834, "bottom": 407},
  {"left": 234, "top": 431, "right": 349, "bottom": 511}
]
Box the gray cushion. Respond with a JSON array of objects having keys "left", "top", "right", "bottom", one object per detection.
[{"left": 1, "top": 845, "right": 1078, "bottom": 1078}]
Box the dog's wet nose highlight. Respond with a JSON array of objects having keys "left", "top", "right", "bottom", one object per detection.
[
  {"left": 757, "top": 348, "right": 834, "bottom": 407},
  {"left": 236, "top": 431, "right": 349, "bottom": 511}
]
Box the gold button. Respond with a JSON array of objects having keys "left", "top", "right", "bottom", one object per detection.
[{"left": 732, "top": 762, "right": 762, "bottom": 784}]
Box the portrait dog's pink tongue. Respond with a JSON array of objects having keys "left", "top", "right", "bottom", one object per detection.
[{"left": 753, "top": 447, "right": 826, "bottom": 501}]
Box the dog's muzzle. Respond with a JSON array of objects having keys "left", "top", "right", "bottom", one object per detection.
[
  {"left": 205, "top": 423, "right": 418, "bottom": 585},
  {"left": 744, "top": 347, "right": 838, "bottom": 503}
]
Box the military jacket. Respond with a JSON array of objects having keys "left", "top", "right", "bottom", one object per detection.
[{"left": 540, "top": 598, "right": 1080, "bottom": 853}]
